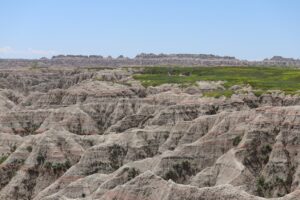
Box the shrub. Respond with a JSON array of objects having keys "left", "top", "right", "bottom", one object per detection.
[
  {"left": 64, "top": 160, "right": 71, "bottom": 169},
  {"left": 232, "top": 136, "right": 242, "bottom": 146},
  {"left": 162, "top": 161, "right": 195, "bottom": 183},
  {"left": 87, "top": 140, "right": 94, "bottom": 146},
  {"left": 261, "top": 144, "right": 272, "bottom": 155},
  {"left": 108, "top": 144, "right": 126, "bottom": 170},
  {"left": 256, "top": 176, "right": 266, "bottom": 197},
  {"left": 164, "top": 169, "right": 178, "bottom": 181},
  {"left": 44, "top": 161, "right": 52, "bottom": 169},
  {"left": 44, "top": 160, "right": 72, "bottom": 173},
  {"left": 127, "top": 168, "right": 140, "bottom": 180},
  {"left": 10, "top": 145, "right": 17, "bottom": 152},
  {"left": 0, "top": 155, "right": 8, "bottom": 164},
  {"left": 37, "top": 153, "right": 45, "bottom": 165},
  {"left": 243, "top": 140, "right": 274, "bottom": 173},
  {"left": 27, "top": 146, "right": 32, "bottom": 152},
  {"left": 260, "top": 144, "right": 272, "bottom": 164}
]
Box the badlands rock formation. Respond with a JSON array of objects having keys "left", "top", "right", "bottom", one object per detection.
[
  {"left": 1, "top": 53, "right": 300, "bottom": 69},
  {"left": 0, "top": 67, "right": 300, "bottom": 200}
]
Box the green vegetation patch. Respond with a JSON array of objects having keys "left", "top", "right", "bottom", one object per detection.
[
  {"left": 44, "top": 160, "right": 71, "bottom": 173},
  {"left": 133, "top": 66, "right": 300, "bottom": 93},
  {"left": 162, "top": 161, "right": 196, "bottom": 183},
  {"left": 203, "top": 90, "right": 234, "bottom": 98},
  {"left": 232, "top": 135, "right": 242, "bottom": 146},
  {"left": 0, "top": 155, "right": 8, "bottom": 164}
]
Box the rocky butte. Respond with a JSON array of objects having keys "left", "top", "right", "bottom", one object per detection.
[
  {"left": 0, "top": 54, "right": 299, "bottom": 200},
  {"left": 1, "top": 53, "right": 300, "bottom": 69}
]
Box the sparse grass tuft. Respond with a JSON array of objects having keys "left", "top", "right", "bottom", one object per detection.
[
  {"left": 253, "top": 90, "right": 265, "bottom": 97},
  {"left": 203, "top": 90, "right": 234, "bottom": 98}
]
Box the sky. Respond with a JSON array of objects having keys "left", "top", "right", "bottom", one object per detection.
[{"left": 0, "top": 0, "right": 299, "bottom": 60}]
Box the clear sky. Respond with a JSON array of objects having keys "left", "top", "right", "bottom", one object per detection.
[{"left": 0, "top": 0, "right": 299, "bottom": 60}]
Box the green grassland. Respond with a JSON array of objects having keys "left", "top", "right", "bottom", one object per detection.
[{"left": 133, "top": 66, "right": 300, "bottom": 96}]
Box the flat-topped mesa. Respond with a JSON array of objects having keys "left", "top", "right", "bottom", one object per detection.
[
  {"left": 1, "top": 53, "right": 300, "bottom": 69},
  {"left": 263, "top": 56, "right": 300, "bottom": 66},
  {"left": 52, "top": 55, "right": 90, "bottom": 59},
  {"left": 36, "top": 54, "right": 300, "bottom": 67},
  {"left": 269, "top": 56, "right": 300, "bottom": 62},
  {"left": 135, "top": 53, "right": 237, "bottom": 60},
  {"left": 51, "top": 53, "right": 237, "bottom": 61}
]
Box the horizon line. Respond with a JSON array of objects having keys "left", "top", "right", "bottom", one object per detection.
[{"left": 0, "top": 53, "right": 298, "bottom": 62}]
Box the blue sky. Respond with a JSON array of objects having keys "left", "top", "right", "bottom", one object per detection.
[{"left": 0, "top": 0, "right": 299, "bottom": 60}]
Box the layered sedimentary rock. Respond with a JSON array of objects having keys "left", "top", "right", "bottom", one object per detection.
[
  {"left": 0, "top": 67, "right": 300, "bottom": 200},
  {"left": 1, "top": 53, "right": 300, "bottom": 69}
]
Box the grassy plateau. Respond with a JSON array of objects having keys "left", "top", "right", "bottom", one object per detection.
[{"left": 133, "top": 66, "right": 300, "bottom": 97}]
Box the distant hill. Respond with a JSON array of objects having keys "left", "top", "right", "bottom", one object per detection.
[{"left": 0, "top": 53, "right": 299, "bottom": 68}]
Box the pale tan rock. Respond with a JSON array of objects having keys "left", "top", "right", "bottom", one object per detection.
[{"left": 0, "top": 68, "right": 300, "bottom": 200}]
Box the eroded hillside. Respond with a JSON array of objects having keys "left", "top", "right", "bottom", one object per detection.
[{"left": 0, "top": 67, "right": 300, "bottom": 200}]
